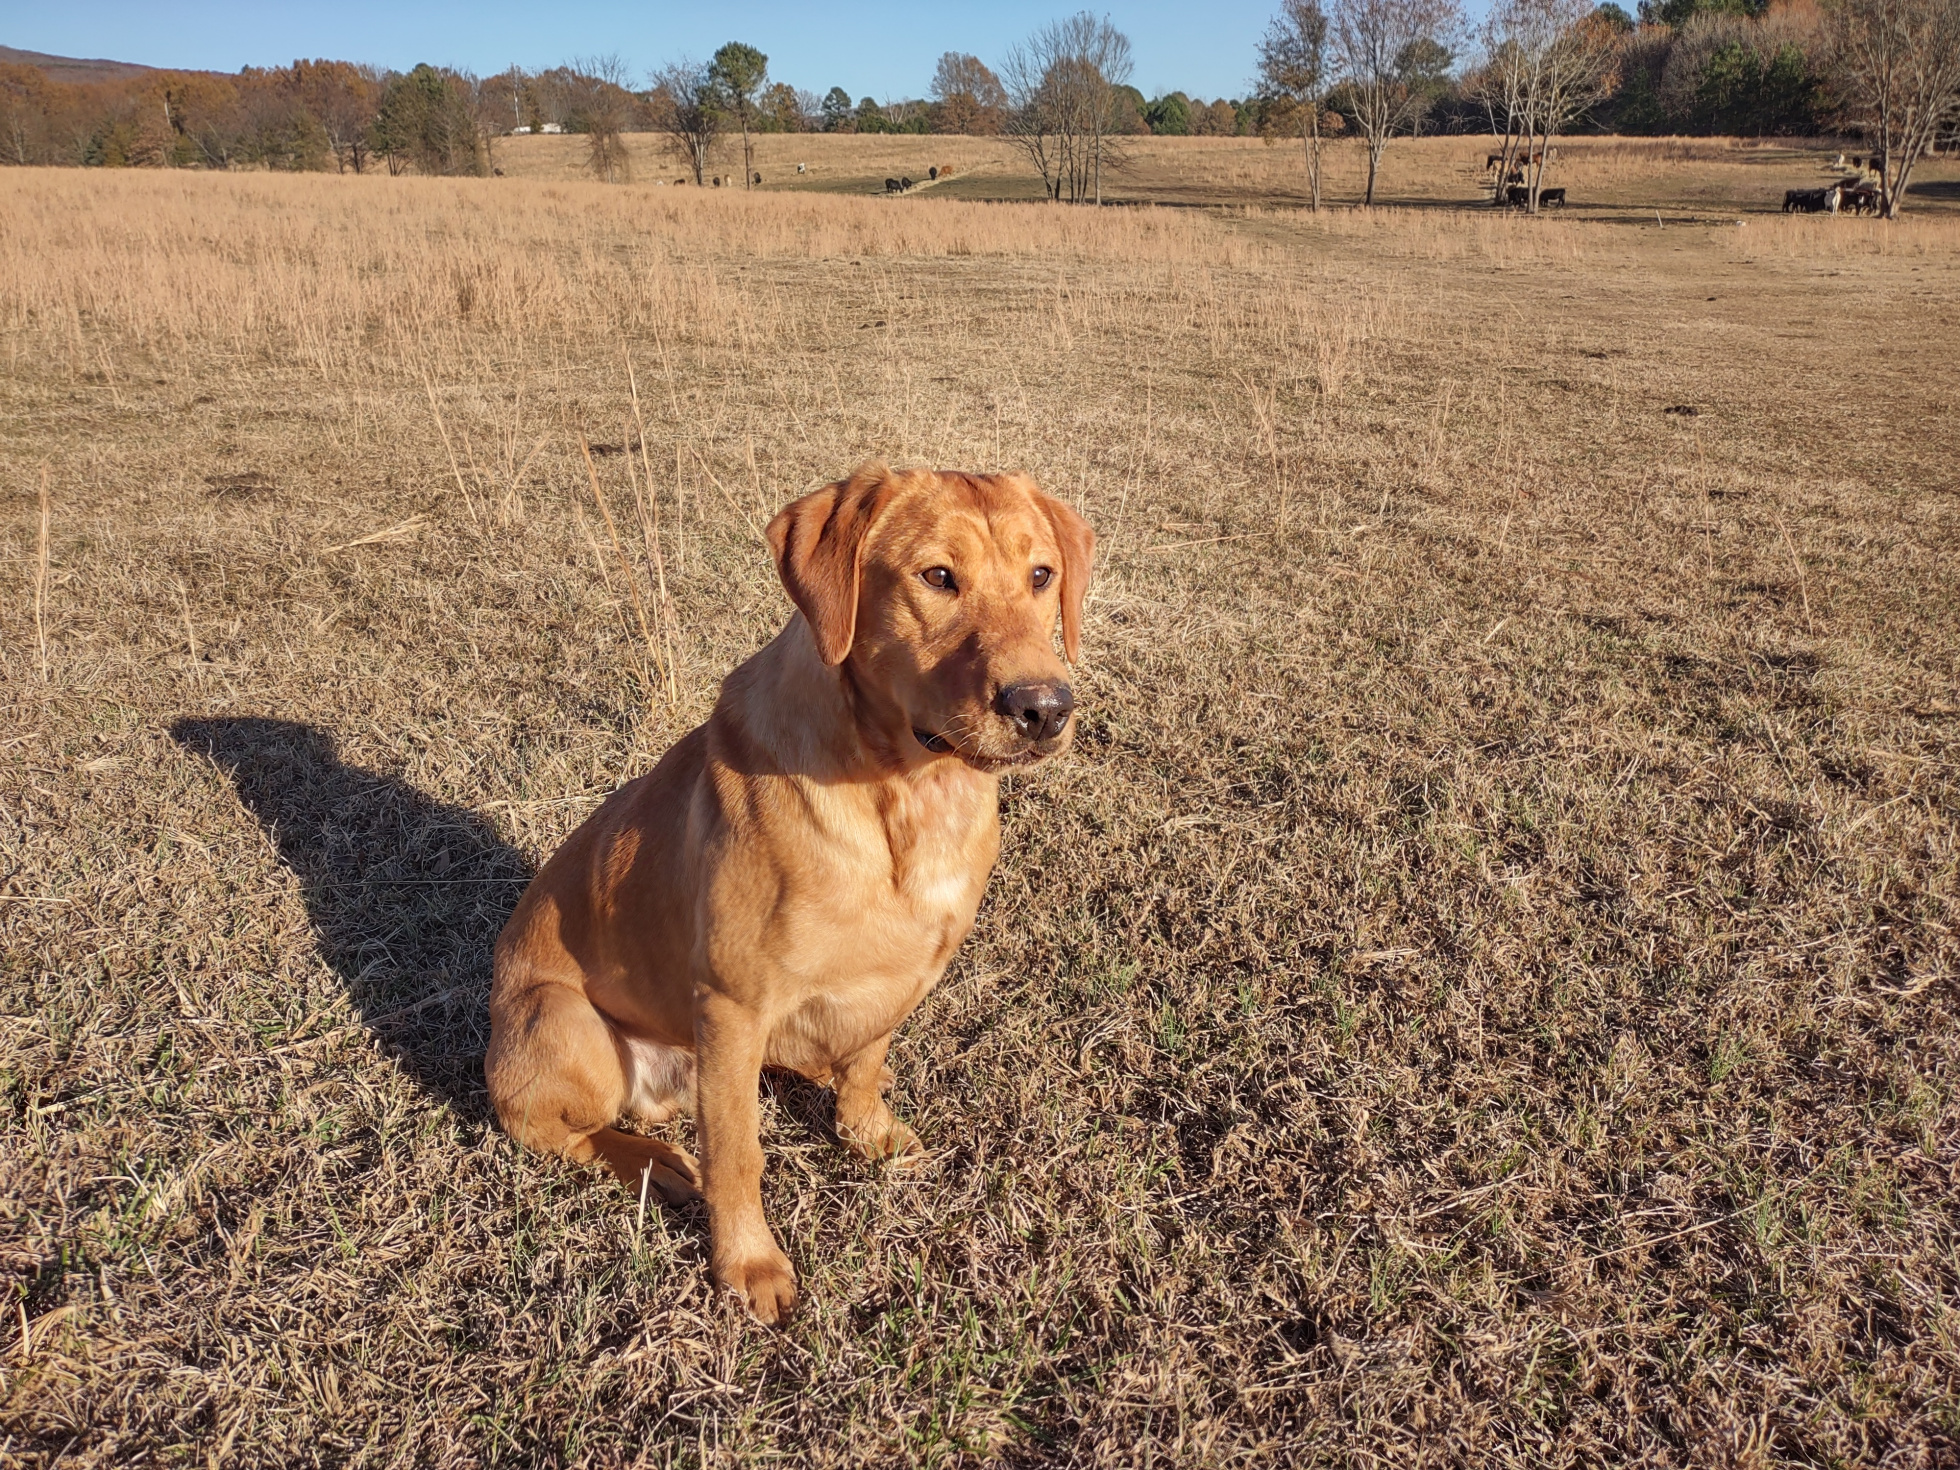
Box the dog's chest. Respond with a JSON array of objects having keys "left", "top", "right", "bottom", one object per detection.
[
  {"left": 762, "top": 773, "right": 996, "bottom": 1065},
  {"left": 878, "top": 773, "right": 997, "bottom": 928}
]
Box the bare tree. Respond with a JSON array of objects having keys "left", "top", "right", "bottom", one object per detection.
[
  {"left": 649, "top": 60, "right": 721, "bottom": 185},
  {"left": 1465, "top": 34, "right": 1526, "bottom": 190},
  {"left": 1329, "top": 0, "right": 1466, "bottom": 204},
  {"left": 1477, "top": 0, "right": 1619, "bottom": 211},
  {"left": 1830, "top": 0, "right": 1960, "bottom": 216},
  {"left": 1082, "top": 16, "right": 1134, "bottom": 203},
  {"left": 1259, "top": 0, "right": 1332, "bottom": 211},
  {"left": 1000, "top": 13, "right": 1135, "bottom": 203},
  {"left": 567, "top": 55, "right": 636, "bottom": 183},
  {"left": 1527, "top": 13, "right": 1618, "bottom": 206},
  {"left": 1000, "top": 41, "right": 1063, "bottom": 197}
]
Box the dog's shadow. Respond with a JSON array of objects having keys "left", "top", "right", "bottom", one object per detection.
[{"left": 170, "top": 717, "right": 533, "bottom": 1114}]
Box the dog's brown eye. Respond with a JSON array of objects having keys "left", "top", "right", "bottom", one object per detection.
[
  {"left": 921, "top": 567, "right": 956, "bottom": 591},
  {"left": 1031, "top": 566, "right": 1054, "bottom": 591}
]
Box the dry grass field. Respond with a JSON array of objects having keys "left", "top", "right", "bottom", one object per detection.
[
  {"left": 2, "top": 154, "right": 1958, "bottom": 1468},
  {"left": 493, "top": 129, "right": 1960, "bottom": 218}
]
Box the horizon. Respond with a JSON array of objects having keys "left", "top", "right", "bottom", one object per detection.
[{"left": 3, "top": 0, "right": 1337, "bottom": 108}]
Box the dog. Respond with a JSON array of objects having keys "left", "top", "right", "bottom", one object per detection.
[{"left": 486, "top": 464, "right": 1095, "bottom": 1323}]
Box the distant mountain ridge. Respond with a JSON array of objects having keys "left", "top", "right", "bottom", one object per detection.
[{"left": 0, "top": 44, "right": 156, "bottom": 85}]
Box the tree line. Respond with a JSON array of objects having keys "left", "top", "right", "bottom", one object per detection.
[
  {"left": 2, "top": 0, "right": 1953, "bottom": 213},
  {"left": 1245, "top": 0, "right": 1958, "bottom": 215}
]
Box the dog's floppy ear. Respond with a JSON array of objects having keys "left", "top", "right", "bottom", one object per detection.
[
  {"left": 1036, "top": 490, "right": 1096, "bottom": 663},
  {"left": 766, "top": 465, "right": 897, "bottom": 666}
]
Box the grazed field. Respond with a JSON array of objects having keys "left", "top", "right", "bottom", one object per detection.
[
  {"left": 493, "top": 129, "right": 1960, "bottom": 219},
  {"left": 2, "top": 168, "right": 1958, "bottom": 1467}
]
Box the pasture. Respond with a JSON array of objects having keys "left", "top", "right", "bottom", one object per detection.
[
  {"left": 2, "top": 156, "right": 1958, "bottom": 1466},
  {"left": 491, "top": 128, "right": 1960, "bottom": 218}
]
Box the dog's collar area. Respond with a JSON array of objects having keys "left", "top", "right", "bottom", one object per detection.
[{"left": 914, "top": 729, "right": 953, "bottom": 754}]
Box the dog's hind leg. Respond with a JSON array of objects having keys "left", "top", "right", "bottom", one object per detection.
[
  {"left": 832, "top": 1031, "right": 922, "bottom": 1165},
  {"left": 486, "top": 979, "right": 700, "bottom": 1203},
  {"left": 586, "top": 1127, "right": 701, "bottom": 1203}
]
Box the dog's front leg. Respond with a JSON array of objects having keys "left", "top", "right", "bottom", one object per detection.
[{"left": 694, "top": 991, "right": 797, "bottom": 1324}]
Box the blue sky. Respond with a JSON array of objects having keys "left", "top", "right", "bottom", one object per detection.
[{"left": 4, "top": 1, "right": 1296, "bottom": 103}]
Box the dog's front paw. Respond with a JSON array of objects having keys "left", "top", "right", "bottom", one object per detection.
[
  {"left": 715, "top": 1247, "right": 798, "bottom": 1326},
  {"left": 838, "top": 1103, "right": 925, "bottom": 1166}
]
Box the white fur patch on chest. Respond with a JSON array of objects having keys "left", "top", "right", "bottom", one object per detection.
[
  {"left": 618, "top": 1034, "right": 694, "bottom": 1122},
  {"left": 883, "top": 769, "right": 992, "bottom": 919},
  {"left": 903, "top": 851, "right": 980, "bottom": 915}
]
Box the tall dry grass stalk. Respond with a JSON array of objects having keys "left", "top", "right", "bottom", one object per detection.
[
  {"left": 32, "top": 463, "right": 49, "bottom": 680},
  {"left": 1778, "top": 518, "right": 1816, "bottom": 634},
  {"left": 422, "top": 370, "right": 482, "bottom": 528},
  {"left": 625, "top": 353, "right": 681, "bottom": 706},
  {"left": 174, "top": 577, "right": 200, "bottom": 673},
  {"left": 579, "top": 436, "right": 662, "bottom": 708}
]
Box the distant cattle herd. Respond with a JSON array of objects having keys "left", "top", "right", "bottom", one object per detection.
[
  {"left": 1784, "top": 182, "right": 1882, "bottom": 214},
  {"left": 657, "top": 146, "right": 1885, "bottom": 217},
  {"left": 1484, "top": 151, "right": 1568, "bottom": 208},
  {"left": 884, "top": 166, "right": 952, "bottom": 194},
  {"left": 1475, "top": 145, "right": 1890, "bottom": 217}
]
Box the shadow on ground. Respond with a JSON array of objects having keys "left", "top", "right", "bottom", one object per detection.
[{"left": 170, "top": 717, "right": 531, "bottom": 1115}]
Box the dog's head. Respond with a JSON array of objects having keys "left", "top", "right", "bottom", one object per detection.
[{"left": 767, "top": 464, "right": 1095, "bottom": 771}]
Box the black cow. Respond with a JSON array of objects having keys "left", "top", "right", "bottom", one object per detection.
[
  {"left": 1501, "top": 184, "right": 1566, "bottom": 208},
  {"left": 900, "top": 176, "right": 914, "bottom": 190},
  {"left": 885, "top": 177, "right": 902, "bottom": 192},
  {"left": 1783, "top": 186, "right": 1838, "bottom": 213},
  {"left": 928, "top": 166, "right": 939, "bottom": 180}
]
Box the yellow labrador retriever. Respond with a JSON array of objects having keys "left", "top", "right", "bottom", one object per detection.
[{"left": 486, "top": 464, "right": 1094, "bottom": 1323}]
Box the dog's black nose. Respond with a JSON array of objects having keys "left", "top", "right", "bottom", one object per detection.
[{"left": 996, "top": 681, "right": 1074, "bottom": 742}]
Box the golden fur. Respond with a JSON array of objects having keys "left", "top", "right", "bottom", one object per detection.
[{"left": 485, "top": 465, "right": 1095, "bottom": 1322}]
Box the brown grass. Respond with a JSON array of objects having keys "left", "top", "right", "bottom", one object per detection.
[
  {"left": 2, "top": 161, "right": 1958, "bottom": 1467},
  {"left": 496, "top": 130, "right": 1960, "bottom": 220}
]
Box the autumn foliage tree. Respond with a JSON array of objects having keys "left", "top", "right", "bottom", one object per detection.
[
  {"left": 288, "top": 60, "right": 380, "bottom": 172},
  {"left": 758, "top": 81, "right": 806, "bottom": 131},
  {"left": 931, "top": 52, "right": 1008, "bottom": 132}
]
